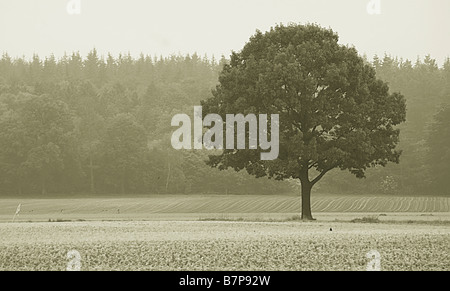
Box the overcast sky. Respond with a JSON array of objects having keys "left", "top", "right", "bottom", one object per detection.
[{"left": 0, "top": 0, "right": 449, "bottom": 65}]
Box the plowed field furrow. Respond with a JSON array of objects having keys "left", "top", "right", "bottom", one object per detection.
[{"left": 2, "top": 195, "right": 450, "bottom": 218}]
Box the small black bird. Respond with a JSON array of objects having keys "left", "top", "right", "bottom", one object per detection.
[{"left": 330, "top": 228, "right": 333, "bottom": 231}]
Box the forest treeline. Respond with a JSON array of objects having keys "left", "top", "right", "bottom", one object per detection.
[
  {"left": 0, "top": 50, "right": 448, "bottom": 196},
  {"left": 0, "top": 50, "right": 294, "bottom": 196}
]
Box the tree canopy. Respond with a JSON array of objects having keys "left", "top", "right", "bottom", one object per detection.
[{"left": 202, "top": 24, "right": 407, "bottom": 219}]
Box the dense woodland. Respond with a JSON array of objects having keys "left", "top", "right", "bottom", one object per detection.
[{"left": 0, "top": 50, "right": 448, "bottom": 196}]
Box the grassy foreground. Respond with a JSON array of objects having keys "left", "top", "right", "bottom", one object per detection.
[{"left": 0, "top": 220, "right": 448, "bottom": 271}]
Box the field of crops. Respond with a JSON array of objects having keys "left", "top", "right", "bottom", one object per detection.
[
  {"left": 1, "top": 194, "right": 450, "bottom": 222},
  {"left": 0, "top": 220, "right": 448, "bottom": 271}
]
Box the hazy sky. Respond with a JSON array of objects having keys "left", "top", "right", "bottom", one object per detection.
[{"left": 0, "top": 0, "right": 449, "bottom": 65}]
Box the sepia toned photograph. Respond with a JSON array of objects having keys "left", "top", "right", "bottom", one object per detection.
[{"left": 0, "top": 0, "right": 449, "bottom": 275}]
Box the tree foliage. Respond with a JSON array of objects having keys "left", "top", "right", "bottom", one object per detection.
[
  {"left": 427, "top": 104, "right": 450, "bottom": 194},
  {"left": 202, "top": 24, "right": 407, "bottom": 219},
  {"left": 0, "top": 51, "right": 293, "bottom": 195}
]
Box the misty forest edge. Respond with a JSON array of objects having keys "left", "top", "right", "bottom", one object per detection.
[{"left": 0, "top": 24, "right": 449, "bottom": 219}]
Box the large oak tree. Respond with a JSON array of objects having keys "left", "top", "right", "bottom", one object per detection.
[{"left": 202, "top": 24, "right": 406, "bottom": 220}]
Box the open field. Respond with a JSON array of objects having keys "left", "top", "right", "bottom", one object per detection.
[
  {"left": 1, "top": 195, "right": 449, "bottom": 271},
  {"left": 1, "top": 194, "right": 450, "bottom": 222},
  {"left": 0, "top": 220, "right": 449, "bottom": 271}
]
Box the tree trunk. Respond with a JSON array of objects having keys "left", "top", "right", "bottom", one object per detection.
[
  {"left": 165, "top": 161, "right": 171, "bottom": 193},
  {"left": 41, "top": 174, "right": 47, "bottom": 196},
  {"left": 89, "top": 153, "right": 95, "bottom": 194},
  {"left": 300, "top": 179, "right": 315, "bottom": 220},
  {"left": 121, "top": 174, "right": 126, "bottom": 195},
  {"left": 299, "top": 165, "right": 315, "bottom": 221}
]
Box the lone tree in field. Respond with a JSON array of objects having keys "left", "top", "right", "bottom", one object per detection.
[{"left": 201, "top": 24, "right": 406, "bottom": 220}]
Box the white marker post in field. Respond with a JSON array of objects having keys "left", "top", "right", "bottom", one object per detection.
[{"left": 12, "top": 204, "right": 21, "bottom": 222}]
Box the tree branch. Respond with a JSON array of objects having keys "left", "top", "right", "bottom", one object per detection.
[
  {"left": 310, "top": 169, "right": 329, "bottom": 186},
  {"left": 310, "top": 164, "right": 338, "bottom": 186},
  {"left": 308, "top": 162, "right": 318, "bottom": 170}
]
